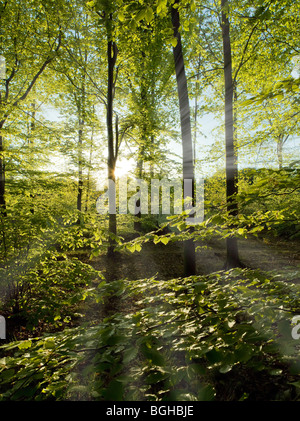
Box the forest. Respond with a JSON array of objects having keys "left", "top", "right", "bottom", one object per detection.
[{"left": 0, "top": 0, "right": 300, "bottom": 403}]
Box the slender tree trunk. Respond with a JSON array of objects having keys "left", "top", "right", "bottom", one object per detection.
[
  {"left": 135, "top": 67, "right": 147, "bottom": 232},
  {"left": 171, "top": 0, "right": 196, "bottom": 276},
  {"left": 194, "top": 95, "right": 198, "bottom": 169},
  {"left": 107, "top": 35, "right": 118, "bottom": 256},
  {"left": 0, "top": 132, "right": 6, "bottom": 216},
  {"left": 30, "top": 102, "right": 36, "bottom": 132},
  {"left": 194, "top": 54, "right": 201, "bottom": 168},
  {"left": 277, "top": 135, "right": 283, "bottom": 169},
  {"left": 29, "top": 102, "right": 36, "bottom": 214},
  {"left": 77, "top": 118, "right": 84, "bottom": 214},
  {"left": 0, "top": 116, "right": 6, "bottom": 216},
  {"left": 221, "top": 0, "right": 243, "bottom": 269},
  {"left": 134, "top": 145, "right": 144, "bottom": 232},
  {"left": 85, "top": 125, "right": 94, "bottom": 212}
]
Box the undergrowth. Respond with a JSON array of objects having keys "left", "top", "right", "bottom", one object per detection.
[{"left": 1, "top": 267, "right": 300, "bottom": 401}]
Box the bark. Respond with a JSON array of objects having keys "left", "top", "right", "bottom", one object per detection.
[
  {"left": 277, "top": 135, "right": 283, "bottom": 169},
  {"left": 0, "top": 132, "right": 6, "bottom": 216},
  {"left": 107, "top": 36, "right": 118, "bottom": 256},
  {"left": 194, "top": 54, "right": 201, "bottom": 168},
  {"left": 29, "top": 102, "right": 36, "bottom": 214},
  {"left": 77, "top": 119, "right": 84, "bottom": 213},
  {"left": 171, "top": 0, "right": 196, "bottom": 276},
  {"left": 221, "top": 0, "right": 243, "bottom": 269},
  {"left": 85, "top": 124, "right": 94, "bottom": 212},
  {"left": 134, "top": 145, "right": 144, "bottom": 232},
  {"left": 135, "top": 64, "right": 147, "bottom": 232},
  {"left": 77, "top": 78, "right": 85, "bottom": 216}
]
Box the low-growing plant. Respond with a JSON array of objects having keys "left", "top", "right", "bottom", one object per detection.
[
  {"left": 0, "top": 250, "right": 102, "bottom": 335},
  {"left": 1, "top": 268, "right": 299, "bottom": 401}
]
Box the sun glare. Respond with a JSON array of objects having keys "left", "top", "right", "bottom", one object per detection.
[{"left": 115, "top": 158, "right": 135, "bottom": 179}]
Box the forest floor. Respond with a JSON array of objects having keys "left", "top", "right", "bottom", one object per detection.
[
  {"left": 75, "top": 233, "right": 300, "bottom": 329},
  {"left": 3, "top": 233, "right": 299, "bottom": 400},
  {"left": 84, "top": 234, "right": 300, "bottom": 286},
  {"left": 71, "top": 234, "right": 300, "bottom": 401},
  {"left": 71, "top": 233, "right": 300, "bottom": 326}
]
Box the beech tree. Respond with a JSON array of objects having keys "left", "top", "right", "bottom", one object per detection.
[
  {"left": 171, "top": 0, "right": 196, "bottom": 276},
  {"left": 0, "top": 0, "right": 65, "bottom": 215},
  {"left": 221, "top": 0, "right": 243, "bottom": 268}
]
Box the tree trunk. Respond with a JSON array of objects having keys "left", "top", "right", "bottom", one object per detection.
[
  {"left": 29, "top": 102, "right": 36, "bottom": 214},
  {"left": 107, "top": 36, "right": 118, "bottom": 256},
  {"left": 0, "top": 132, "right": 6, "bottom": 216},
  {"left": 171, "top": 0, "right": 196, "bottom": 276},
  {"left": 221, "top": 0, "right": 243, "bottom": 269},
  {"left": 134, "top": 145, "right": 144, "bottom": 232},
  {"left": 85, "top": 124, "right": 94, "bottom": 212},
  {"left": 277, "top": 135, "right": 283, "bottom": 169},
  {"left": 194, "top": 54, "right": 201, "bottom": 168},
  {"left": 77, "top": 119, "right": 84, "bottom": 214}
]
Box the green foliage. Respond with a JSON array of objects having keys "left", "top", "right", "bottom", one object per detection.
[
  {"left": 0, "top": 328, "right": 84, "bottom": 400},
  {"left": 0, "top": 0, "right": 299, "bottom": 404},
  {"left": 1, "top": 268, "right": 299, "bottom": 401},
  {"left": 0, "top": 248, "right": 101, "bottom": 333},
  {"left": 238, "top": 167, "right": 300, "bottom": 239}
]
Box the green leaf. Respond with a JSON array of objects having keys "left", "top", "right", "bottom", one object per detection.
[
  {"left": 18, "top": 340, "right": 32, "bottom": 350},
  {"left": 145, "top": 7, "right": 154, "bottom": 23},
  {"left": 135, "top": 9, "right": 146, "bottom": 22},
  {"left": 290, "top": 381, "right": 300, "bottom": 389},
  {"left": 206, "top": 349, "right": 222, "bottom": 364},
  {"left": 103, "top": 379, "right": 124, "bottom": 401},
  {"left": 171, "top": 37, "right": 178, "bottom": 48},
  {"left": 43, "top": 339, "right": 56, "bottom": 349},
  {"left": 156, "top": 0, "right": 167, "bottom": 15},
  {"left": 86, "top": 0, "right": 96, "bottom": 8},
  {"left": 270, "top": 369, "right": 283, "bottom": 376},
  {"left": 145, "top": 371, "right": 169, "bottom": 385},
  {"left": 0, "top": 368, "right": 15, "bottom": 383},
  {"left": 194, "top": 282, "right": 206, "bottom": 293},
  {"left": 177, "top": 222, "right": 186, "bottom": 231},
  {"left": 123, "top": 347, "right": 138, "bottom": 364},
  {"left": 118, "top": 11, "right": 125, "bottom": 22},
  {"left": 141, "top": 345, "right": 164, "bottom": 366},
  {"left": 135, "top": 243, "right": 142, "bottom": 252},
  {"left": 160, "top": 236, "right": 169, "bottom": 245},
  {"left": 198, "top": 384, "right": 215, "bottom": 401},
  {"left": 219, "top": 364, "right": 233, "bottom": 374},
  {"left": 127, "top": 244, "right": 136, "bottom": 253},
  {"left": 187, "top": 363, "right": 206, "bottom": 377}
]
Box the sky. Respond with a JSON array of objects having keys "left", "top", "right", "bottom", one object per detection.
[{"left": 42, "top": 81, "right": 300, "bottom": 188}]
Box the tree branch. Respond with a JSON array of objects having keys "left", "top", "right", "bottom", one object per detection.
[{"left": 233, "top": 21, "right": 260, "bottom": 85}]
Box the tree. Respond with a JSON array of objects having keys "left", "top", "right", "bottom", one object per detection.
[
  {"left": 217, "top": 0, "right": 299, "bottom": 171},
  {"left": 0, "top": 0, "right": 64, "bottom": 215},
  {"left": 120, "top": 20, "right": 176, "bottom": 231},
  {"left": 221, "top": 0, "right": 243, "bottom": 269},
  {"left": 105, "top": 14, "right": 118, "bottom": 254},
  {"left": 171, "top": 0, "right": 196, "bottom": 276}
]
